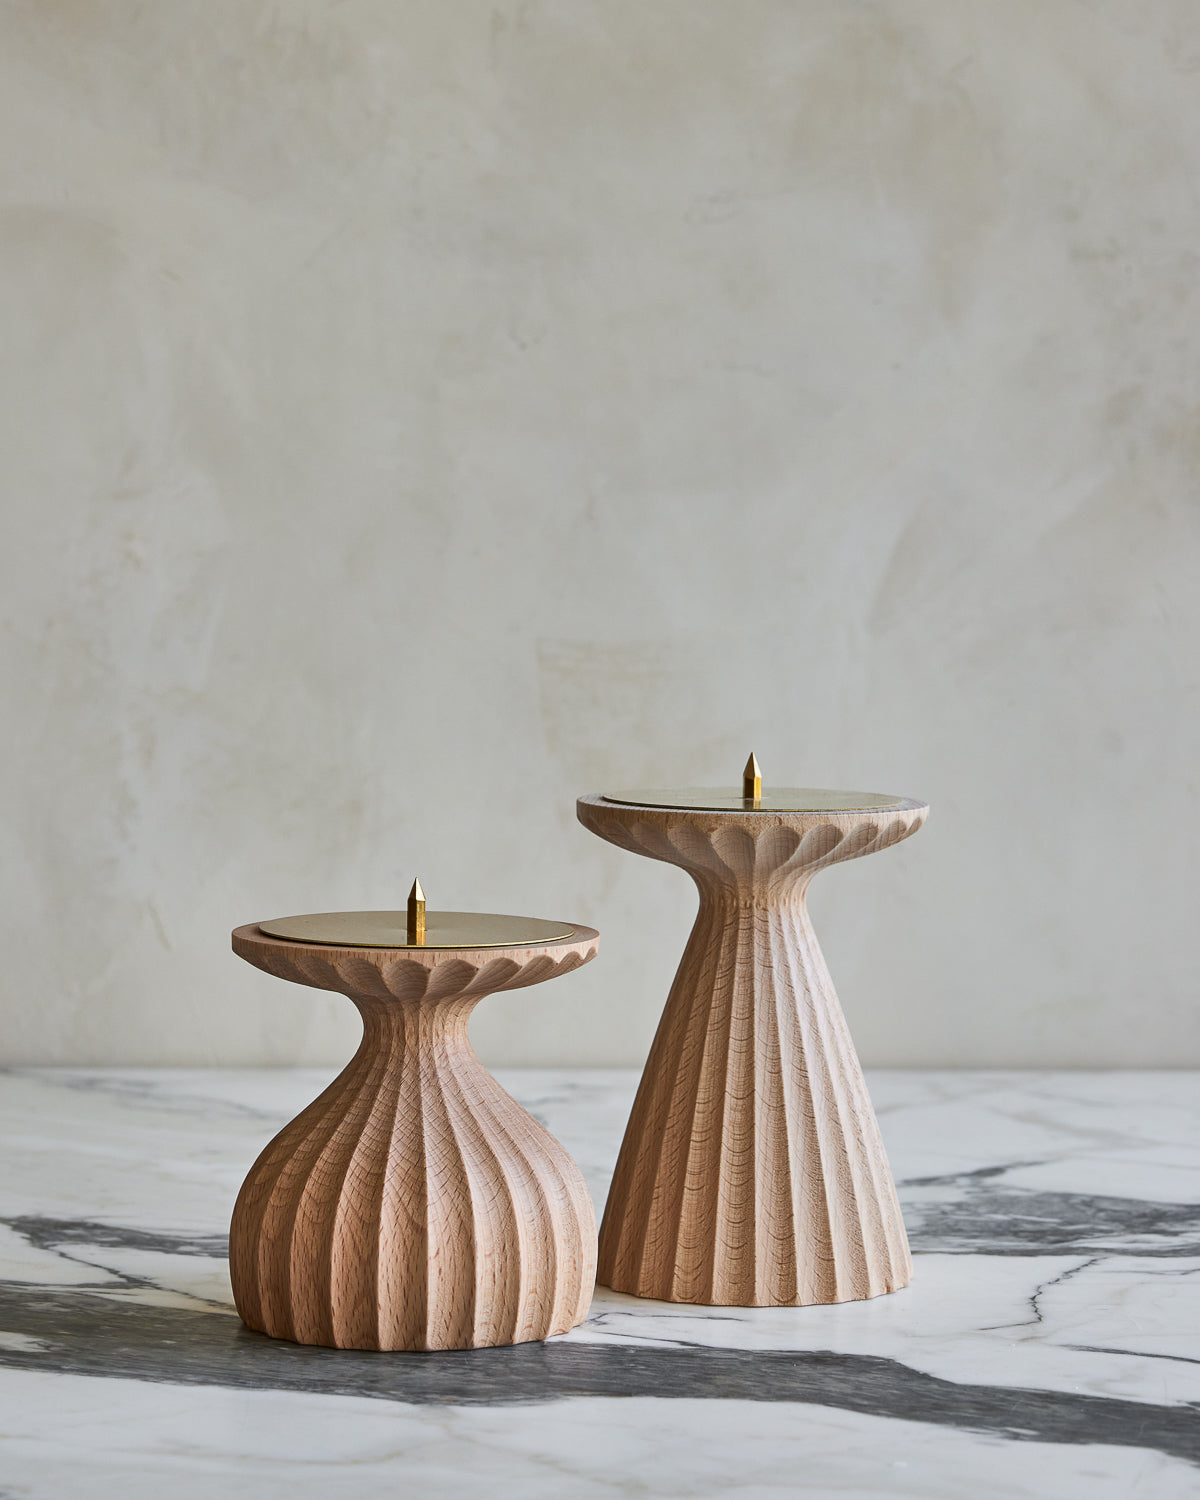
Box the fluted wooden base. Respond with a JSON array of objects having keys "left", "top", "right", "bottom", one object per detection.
[
  {"left": 577, "top": 795, "right": 926, "bottom": 1307},
  {"left": 229, "top": 924, "right": 599, "bottom": 1350}
]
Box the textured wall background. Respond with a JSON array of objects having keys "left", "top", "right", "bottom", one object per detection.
[{"left": 2, "top": 2, "right": 1197, "bottom": 1067}]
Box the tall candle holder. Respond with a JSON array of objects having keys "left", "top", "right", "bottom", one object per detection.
[{"left": 579, "top": 761, "right": 927, "bottom": 1307}]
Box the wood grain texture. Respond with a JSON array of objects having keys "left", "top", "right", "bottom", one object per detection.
[
  {"left": 577, "top": 794, "right": 927, "bottom": 1307},
  {"left": 229, "top": 923, "right": 600, "bottom": 1350}
]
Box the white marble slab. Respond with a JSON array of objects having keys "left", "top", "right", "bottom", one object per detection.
[{"left": 1, "top": 1068, "right": 1197, "bottom": 1497}]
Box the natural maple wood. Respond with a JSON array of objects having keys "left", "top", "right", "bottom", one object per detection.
[
  {"left": 229, "top": 922, "right": 600, "bottom": 1350},
  {"left": 577, "top": 794, "right": 927, "bottom": 1307}
]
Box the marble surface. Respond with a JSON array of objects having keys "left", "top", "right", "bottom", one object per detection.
[{"left": 1, "top": 1068, "right": 1198, "bottom": 1498}]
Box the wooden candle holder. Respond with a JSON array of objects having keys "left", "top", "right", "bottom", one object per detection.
[
  {"left": 229, "top": 921, "right": 599, "bottom": 1350},
  {"left": 578, "top": 792, "right": 927, "bottom": 1307}
]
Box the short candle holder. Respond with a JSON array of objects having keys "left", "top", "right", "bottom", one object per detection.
[
  {"left": 578, "top": 759, "right": 927, "bottom": 1307},
  {"left": 230, "top": 885, "right": 599, "bottom": 1350}
]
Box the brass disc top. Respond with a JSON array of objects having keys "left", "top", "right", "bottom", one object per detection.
[
  {"left": 259, "top": 910, "right": 576, "bottom": 950},
  {"left": 602, "top": 789, "right": 908, "bottom": 813},
  {"left": 603, "top": 753, "right": 910, "bottom": 814}
]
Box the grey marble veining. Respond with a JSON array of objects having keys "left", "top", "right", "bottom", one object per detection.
[{"left": 1, "top": 1069, "right": 1198, "bottom": 1498}]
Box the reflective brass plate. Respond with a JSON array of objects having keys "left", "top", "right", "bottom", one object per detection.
[
  {"left": 603, "top": 787, "right": 907, "bottom": 812},
  {"left": 259, "top": 910, "right": 576, "bottom": 949}
]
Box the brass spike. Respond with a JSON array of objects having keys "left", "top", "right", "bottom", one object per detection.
[
  {"left": 743, "top": 752, "right": 762, "bottom": 803},
  {"left": 407, "top": 878, "right": 426, "bottom": 945}
]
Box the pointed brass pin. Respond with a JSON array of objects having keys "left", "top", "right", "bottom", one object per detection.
[
  {"left": 407, "top": 878, "right": 426, "bottom": 945},
  {"left": 743, "top": 752, "right": 762, "bottom": 803}
]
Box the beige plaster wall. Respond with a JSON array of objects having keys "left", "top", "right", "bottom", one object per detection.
[{"left": 2, "top": 2, "right": 1197, "bottom": 1067}]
